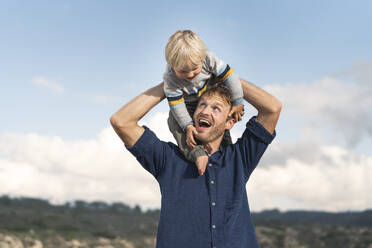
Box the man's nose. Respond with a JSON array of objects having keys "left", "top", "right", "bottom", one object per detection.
[{"left": 200, "top": 105, "right": 211, "bottom": 115}]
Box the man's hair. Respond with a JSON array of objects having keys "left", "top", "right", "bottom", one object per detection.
[
  {"left": 165, "top": 30, "right": 207, "bottom": 71},
  {"left": 200, "top": 82, "right": 233, "bottom": 109}
]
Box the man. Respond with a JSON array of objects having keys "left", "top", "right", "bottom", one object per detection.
[{"left": 110, "top": 79, "right": 281, "bottom": 248}]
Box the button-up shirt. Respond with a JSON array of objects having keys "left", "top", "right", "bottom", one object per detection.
[{"left": 127, "top": 116, "right": 276, "bottom": 248}]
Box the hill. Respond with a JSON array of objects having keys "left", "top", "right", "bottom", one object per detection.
[{"left": 0, "top": 195, "right": 371, "bottom": 248}]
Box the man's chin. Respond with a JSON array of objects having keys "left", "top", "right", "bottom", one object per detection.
[{"left": 195, "top": 132, "right": 209, "bottom": 144}]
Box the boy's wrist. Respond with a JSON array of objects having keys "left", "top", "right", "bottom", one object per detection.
[
  {"left": 185, "top": 124, "right": 194, "bottom": 131},
  {"left": 182, "top": 120, "right": 194, "bottom": 131},
  {"left": 232, "top": 97, "right": 244, "bottom": 106}
]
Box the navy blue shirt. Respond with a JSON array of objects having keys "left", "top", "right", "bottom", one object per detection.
[{"left": 127, "top": 116, "right": 275, "bottom": 248}]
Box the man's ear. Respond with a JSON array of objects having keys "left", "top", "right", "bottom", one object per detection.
[{"left": 225, "top": 117, "right": 235, "bottom": 131}]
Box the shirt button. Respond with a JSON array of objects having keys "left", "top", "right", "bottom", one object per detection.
[
  {"left": 210, "top": 180, "right": 214, "bottom": 184},
  {"left": 212, "top": 225, "right": 216, "bottom": 229},
  {"left": 212, "top": 202, "right": 216, "bottom": 206},
  {"left": 208, "top": 163, "right": 212, "bottom": 167}
]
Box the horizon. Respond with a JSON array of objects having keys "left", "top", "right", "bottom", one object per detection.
[{"left": 2, "top": 194, "right": 371, "bottom": 214}]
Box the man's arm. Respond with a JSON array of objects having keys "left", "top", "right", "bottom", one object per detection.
[
  {"left": 110, "top": 82, "right": 165, "bottom": 147},
  {"left": 240, "top": 79, "right": 282, "bottom": 134}
]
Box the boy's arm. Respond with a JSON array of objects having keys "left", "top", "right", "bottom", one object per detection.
[
  {"left": 241, "top": 79, "right": 281, "bottom": 134},
  {"left": 206, "top": 51, "right": 243, "bottom": 106},
  {"left": 217, "top": 64, "right": 243, "bottom": 106},
  {"left": 110, "top": 82, "right": 165, "bottom": 147},
  {"left": 164, "top": 80, "right": 193, "bottom": 130}
]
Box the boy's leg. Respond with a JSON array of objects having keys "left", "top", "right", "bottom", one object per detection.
[{"left": 167, "top": 111, "right": 207, "bottom": 162}]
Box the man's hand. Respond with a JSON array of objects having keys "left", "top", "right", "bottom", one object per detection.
[
  {"left": 195, "top": 155, "right": 208, "bottom": 176},
  {"left": 186, "top": 124, "right": 198, "bottom": 148},
  {"left": 229, "top": 103, "right": 244, "bottom": 123}
]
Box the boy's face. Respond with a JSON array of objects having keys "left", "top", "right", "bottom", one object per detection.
[{"left": 174, "top": 63, "right": 202, "bottom": 82}]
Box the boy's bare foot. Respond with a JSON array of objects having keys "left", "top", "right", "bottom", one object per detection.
[{"left": 196, "top": 155, "right": 209, "bottom": 176}]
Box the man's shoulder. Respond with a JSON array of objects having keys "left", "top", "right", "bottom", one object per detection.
[
  {"left": 127, "top": 126, "right": 182, "bottom": 155},
  {"left": 239, "top": 116, "right": 276, "bottom": 145}
]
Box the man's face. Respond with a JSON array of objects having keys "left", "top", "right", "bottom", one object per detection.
[{"left": 193, "top": 94, "right": 233, "bottom": 144}]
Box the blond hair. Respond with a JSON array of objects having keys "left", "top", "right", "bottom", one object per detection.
[{"left": 165, "top": 30, "right": 207, "bottom": 70}]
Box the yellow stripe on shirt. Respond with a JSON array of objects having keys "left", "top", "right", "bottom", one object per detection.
[
  {"left": 221, "top": 67, "right": 234, "bottom": 82},
  {"left": 197, "top": 82, "right": 209, "bottom": 97},
  {"left": 169, "top": 97, "right": 185, "bottom": 106}
]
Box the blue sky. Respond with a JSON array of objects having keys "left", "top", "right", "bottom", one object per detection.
[
  {"left": 2, "top": 0, "right": 371, "bottom": 139},
  {"left": 1, "top": 0, "right": 372, "bottom": 211}
]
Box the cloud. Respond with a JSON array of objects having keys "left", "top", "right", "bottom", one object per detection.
[
  {"left": 343, "top": 60, "right": 372, "bottom": 86},
  {"left": 249, "top": 144, "right": 372, "bottom": 211},
  {"left": 31, "top": 76, "right": 64, "bottom": 93},
  {"left": 0, "top": 111, "right": 371, "bottom": 212},
  {"left": 264, "top": 64, "right": 372, "bottom": 147},
  {"left": 0, "top": 112, "right": 174, "bottom": 210},
  {"left": 3, "top": 64, "right": 372, "bottom": 211}
]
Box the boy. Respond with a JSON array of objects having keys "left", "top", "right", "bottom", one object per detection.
[{"left": 164, "top": 30, "right": 244, "bottom": 175}]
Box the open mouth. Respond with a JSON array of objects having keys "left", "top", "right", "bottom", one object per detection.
[{"left": 197, "top": 118, "right": 212, "bottom": 131}]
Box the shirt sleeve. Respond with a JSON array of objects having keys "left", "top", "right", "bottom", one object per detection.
[
  {"left": 163, "top": 67, "right": 193, "bottom": 130},
  {"left": 205, "top": 51, "right": 243, "bottom": 106},
  {"left": 126, "top": 126, "right": 167, "bottom": 179},
  {"left": 235, "top": 116, "right": 276, "bottom": 181}
]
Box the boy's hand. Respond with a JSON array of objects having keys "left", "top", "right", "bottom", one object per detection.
[
  {"left": 229, "top": 104, "right": 244, "bottom": 123},
  {"left": 195, "top": 155, "right": 208, "bottom": 176},
  {"left": 186, "top": 124, "right": 198, "bottom": 148}
]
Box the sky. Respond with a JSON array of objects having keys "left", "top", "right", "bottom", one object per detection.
[{"left": 1, "top": 0, "right": 372, "bottom": 212}]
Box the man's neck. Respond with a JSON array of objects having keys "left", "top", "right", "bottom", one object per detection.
[{"left": 203, "top": 136, "right": 223, "bottom": 155}]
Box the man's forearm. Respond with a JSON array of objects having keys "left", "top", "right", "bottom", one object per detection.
[
  {"left": 110, "top": 82, "right": 165, "bottom": 146},
  {"left": 240, "top": 79, "right": 281, "bottom": 134}
]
